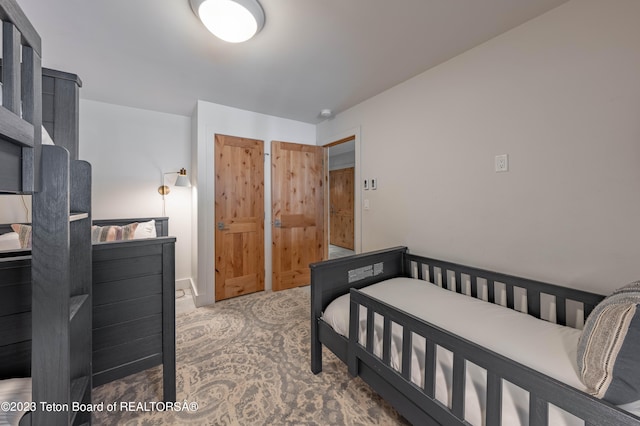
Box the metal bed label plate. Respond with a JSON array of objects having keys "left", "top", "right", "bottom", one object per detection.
[{"left": 348, "top": 262, "right": 384, "bottom": 283}]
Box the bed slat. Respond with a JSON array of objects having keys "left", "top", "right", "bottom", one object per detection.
[
  {"left": 382, "top": 317, "right": 391, "bottom": 365},
  {"left": 366, "top": 307, "right": 374, "bottom": 353},
  {"left": 401, "top": 327, "right": 411, "bottom": 381},
  {"left": 424, "top": 339, "right": 436, "bottom": 398},
  {"left": 454, "top": 271, "right": 462, "bottom": 294},
  {"left": 556, "top": 296, "right": 567, "bottom": 326},
  {"left": 529, "top": 393, "right": 548, "bottom": 426},
  {"left": 451, "top": 353, "right": 465, "bottom": 419},
  {"left": 506, "top": 283, "right": 515, "bottom": 309},
  {"left": 486, "top": 371, "right": 502, "bottom": 425},
  {"left": 527, "top": 289, "right": 541, "bottom": 319},
  {"left": 428, "top": 265, "right": 435, "bottom": 286},
  {"left": 470, "top": 275, "right": 478, "bottom": 298},
  {"left": 487, "top": 279, "right": 495, "bottom": 303}
]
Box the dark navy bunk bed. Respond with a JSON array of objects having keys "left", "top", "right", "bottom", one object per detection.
[
  {"left": 0, "top": 2, "right": 92, "bottom": 425},
  {"left": 0, "top": 2, "right": 176, "bottom": 424}
]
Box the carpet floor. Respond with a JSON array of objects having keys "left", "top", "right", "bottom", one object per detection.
[{"left": 92, "top": 287, "right": 408, "bottom": 425}]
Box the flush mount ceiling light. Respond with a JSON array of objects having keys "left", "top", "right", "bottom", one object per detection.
[{"left": 190, "top": 0, "right": 265, "bottom": 43}]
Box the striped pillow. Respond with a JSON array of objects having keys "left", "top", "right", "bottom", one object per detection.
[
  {"left": 577, "top": 281, "right": 640, "bottom": 404},
  {"left": 91, "top": 223, "right": 138, "bottom": 243},
  {"left": 10, "top": 224, "right": 32, "bottom": 249}
]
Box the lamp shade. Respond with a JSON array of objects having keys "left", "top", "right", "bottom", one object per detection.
[
  {"left": 174, "top": 168, "right": 190, "bottom": 187},
  {"left": 190, "top": 0, "right": 265, "bottom": 43}
]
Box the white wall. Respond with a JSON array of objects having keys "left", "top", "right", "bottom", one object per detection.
[
  {"left": 80, "top": 99, "right": 193, "bottom": 287},
  {"left": 317, "top": 0, "right": 640, "bottom": 295},
  {"left": 193, "top": 100, "right": 316, "bottom": 306}
]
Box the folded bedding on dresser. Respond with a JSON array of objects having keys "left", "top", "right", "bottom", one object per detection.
[{"left": 322, "top": 277, "right": 640, "bottom": 425}]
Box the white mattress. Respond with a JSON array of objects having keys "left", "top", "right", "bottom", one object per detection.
[{"left": 322, "top": 277, "right": 639, "bottom": 425}]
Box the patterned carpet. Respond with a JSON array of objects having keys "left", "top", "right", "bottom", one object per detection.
[{"left": 92, "top": 287, "right": 408, "bottom": 425}]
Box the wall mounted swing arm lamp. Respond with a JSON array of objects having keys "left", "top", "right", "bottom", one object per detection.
[
  {"left": 158, "top": 168, "right": 190, "bottom": 196},
  {"left": 189, "top": 0, "right": 265, "bottom": 43},
  {"left": 159, "top": 168, "right": 190, "bottom": 216}
]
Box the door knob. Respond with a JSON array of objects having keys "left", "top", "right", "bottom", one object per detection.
[
  {"left": 217, "top": 222, "right": 229, "bottom": 231},
  {"left": 274, "top": 219, "right": 281, "bottom": 228}
]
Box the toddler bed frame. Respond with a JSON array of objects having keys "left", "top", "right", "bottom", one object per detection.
[{"left": 310, "top": 247, "right": 640, "bottom": 425}]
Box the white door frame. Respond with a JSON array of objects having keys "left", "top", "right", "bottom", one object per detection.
[{"left": 320, "top": 126, "right": 361, "bottom": 255}]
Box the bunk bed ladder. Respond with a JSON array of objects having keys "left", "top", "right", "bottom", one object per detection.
[{"left": 31, "top": 145, "right": 92, "bottom": 426}]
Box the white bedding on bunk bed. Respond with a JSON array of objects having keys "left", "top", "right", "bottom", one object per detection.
[
  {"left": 0, "top": 232, "right": 21, "bottom": 251},
  {"left": 0, "top": 378, "right": 31, "bottom": 426},
  {"left": 322, "top": 277, "right": 640, "bottom": 425}
]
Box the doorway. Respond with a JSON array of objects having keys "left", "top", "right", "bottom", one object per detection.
[{"left": 326, "top": 137, "right": 355, "bottom": 259}]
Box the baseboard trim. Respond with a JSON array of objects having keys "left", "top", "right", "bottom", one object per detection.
[{"left": 176, "top": 277, "right": 197, "bottom": 294}]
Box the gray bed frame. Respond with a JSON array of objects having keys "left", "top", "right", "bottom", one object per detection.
[
  {"left": 0, "top": 217, "right": 176, "bottom": 402},
  {"left": 0, "top": 0, "right": 42, "bottom": 194},
  {"left": 310, "top": 247, "right": 640, "bottom": 425}
]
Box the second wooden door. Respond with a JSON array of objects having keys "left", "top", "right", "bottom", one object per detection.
[{"left": 271, "top": 141, "right": 325, "bottom": 291}]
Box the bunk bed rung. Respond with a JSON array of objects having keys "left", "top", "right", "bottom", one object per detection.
[
  {"left": 70, "top": 212, "right": 89, "bottom": 222},
  {"left": 0, "top": 107, "right": 36, "bottom": 146},
  {"left": 69, "top": 294, "right": 89, "bottom": 321}
]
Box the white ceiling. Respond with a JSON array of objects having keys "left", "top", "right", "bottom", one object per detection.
[{"left": 18, "top": 0, "right": 568, "bottom": 124}]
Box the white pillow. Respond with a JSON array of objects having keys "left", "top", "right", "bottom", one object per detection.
[
  {"left": 0, "top": 232, "right": 22, "bottom": 250},
  {"left": 133, "top": 220, "right": 157, "bottom": 239}
]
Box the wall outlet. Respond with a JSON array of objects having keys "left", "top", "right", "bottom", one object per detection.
[{"left": 495, "top": 154, "right": 509, "bottom": 172}]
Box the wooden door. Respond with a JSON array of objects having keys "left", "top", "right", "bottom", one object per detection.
[
  {"left": 329, "top": 167, "right": 354, "bottom": 250},
  {"left": 271, "top": 141, "right": 325, "bottom": 291},
  {"left": 215, "top": 134, "right": 264, "bottom": 301}
]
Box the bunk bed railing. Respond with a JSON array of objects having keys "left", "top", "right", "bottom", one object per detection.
[{"left": 0, "top": 0, "right": 42, "bottom": 194}]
